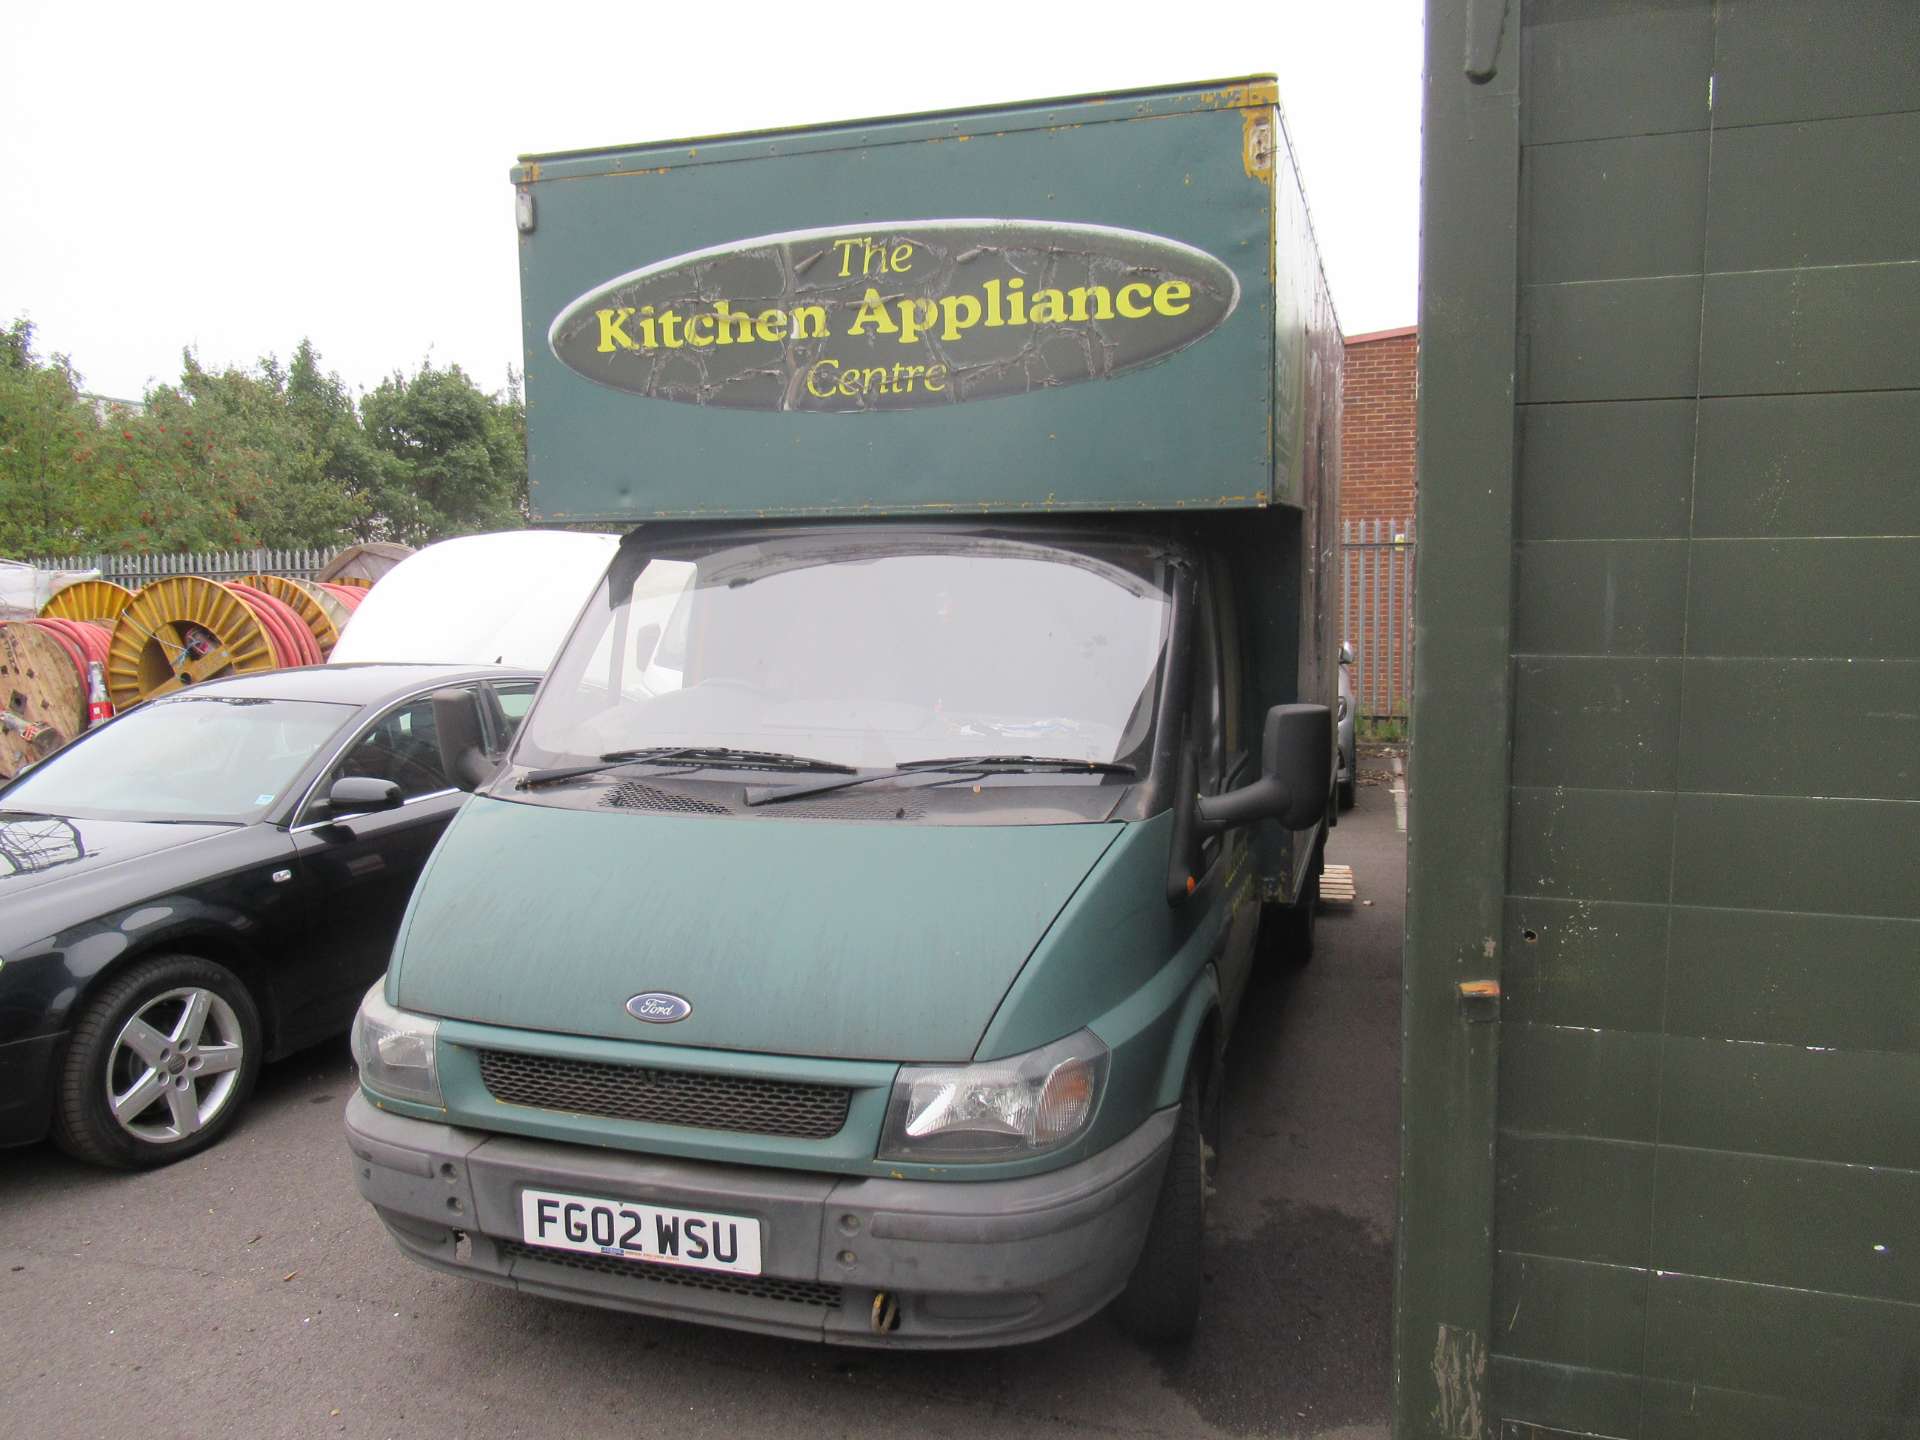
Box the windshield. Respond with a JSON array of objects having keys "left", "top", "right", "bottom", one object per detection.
[
  {"left": 515, "top": 530, "right": 1172, "bottom": 774},
  {"left": 0, "top": 696, "right": 353, "bottom": 823}
]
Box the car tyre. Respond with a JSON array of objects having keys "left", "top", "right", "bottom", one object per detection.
[
  {"left": 1114, "top": 1067, "right": 1207, "bottom": 1344},
  {"left": 51, "top": 954, "right": 262, "bottom": 1170},
  {"left": 1339, "top": 769, "right": 1356, "bottom": 811}
]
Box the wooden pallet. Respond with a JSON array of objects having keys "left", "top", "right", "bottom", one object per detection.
[{"left": 1320, "top": 863, "right": 1358, "bottom": 904}]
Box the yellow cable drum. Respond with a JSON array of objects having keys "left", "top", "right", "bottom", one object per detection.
[
  {"left": 240, "top": 573, "right": 348, "bottom": 656},
  {"left": 39, "top": 579, "right": 136, "bottom": 623},
  {"left": 105, "top": 576, "right": 290, "bottom": 709}
]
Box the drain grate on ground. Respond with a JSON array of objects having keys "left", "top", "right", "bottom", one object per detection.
[{"left": 498, "top": 1238, "right": 843, "bottom": 1308}]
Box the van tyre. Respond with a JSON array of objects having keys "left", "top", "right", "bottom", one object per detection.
[
  {"left": 1114, "top": 1068, "right": 1206, "bottom": 1344},
  {"left": 51, "top": 955, "right": 262, "bottom": 1170},
  {"left": 1261, "top": 866, "right": 1320, "bottom": 964}
]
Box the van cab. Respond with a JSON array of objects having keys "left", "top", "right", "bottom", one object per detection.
[{"left": 345, "top": 78, "right": 1342, "bottom": 1348}]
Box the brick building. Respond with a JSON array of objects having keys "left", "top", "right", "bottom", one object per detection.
[
  {"left": 1339, "top": 324, "right": 1417, "bottom": 717},
  {"left": 1340, "top": 325, "right": 1418, "bottom": 523}
]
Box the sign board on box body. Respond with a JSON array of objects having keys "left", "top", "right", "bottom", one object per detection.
[{"left": 512, "top": 80, "right": 1337, "bottom": 522}]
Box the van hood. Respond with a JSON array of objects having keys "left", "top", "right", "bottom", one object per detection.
[{"left": 391, "top": 794, "right": 1122, "bottom": 1062}]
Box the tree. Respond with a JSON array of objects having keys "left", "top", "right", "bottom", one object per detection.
[
  {"left": 0, "top": 318, "right": 110, "bottom": 552},
  {"left": 360, "top": 362, "right": 525, "bottom": 543}
]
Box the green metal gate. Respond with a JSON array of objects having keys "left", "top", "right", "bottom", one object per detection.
[{"left": 1399, "top": 3, "right": 1920, "bottom": 1436}]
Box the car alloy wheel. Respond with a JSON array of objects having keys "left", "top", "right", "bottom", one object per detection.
[
  {"left": 52, "top": 953, "right": 263, "bottom": 1170},
  {"left": 105, "top": 986, "right": 247, "bottom": 1144}
]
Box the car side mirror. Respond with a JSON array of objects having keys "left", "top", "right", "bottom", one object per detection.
[
  {"left": 1339, "top": 640, "right": 1355, "bottom": 666},
  {"left": 325, "top": 775, "right": 404, "bottom": 817},
  {"left": 433, "top": 689, "right": 493, "bottom": 792},
  {"left": 1194, "top": 704, "right": 1332, "bottom": 836}
]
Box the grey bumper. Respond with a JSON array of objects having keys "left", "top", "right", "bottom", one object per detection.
[{"left": 346, "top": 1092, "right": 1176, "bottom": 1348}]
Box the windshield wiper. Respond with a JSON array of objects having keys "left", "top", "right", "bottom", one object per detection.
[
  {"left": 520, "top": 747, "right": 858, "bottom": 789},
  {"left": 747, "top": 754, "right": 1134, "bottom": 807}
]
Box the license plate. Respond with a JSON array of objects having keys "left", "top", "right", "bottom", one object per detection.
[{"left": 519, "top": 1187, "right": 763, "bottom": 1275}]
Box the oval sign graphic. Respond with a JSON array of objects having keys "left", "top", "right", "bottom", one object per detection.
[
  {"left": 625, "top": 992, "right": 692, "bottom": 1024},
  {"left": 549, "top": 219, "right": 1240, "bottom": 413}
]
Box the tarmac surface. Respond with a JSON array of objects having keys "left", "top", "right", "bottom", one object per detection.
[{"left": 0, "top": 778, "right": 1405, "bottom": 1440}]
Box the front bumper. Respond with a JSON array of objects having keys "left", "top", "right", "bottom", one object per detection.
[
  {"left": 0, "top": 1030, "right": 61, "bottom": 1147},
  {"left": 346, "top": 1090, "right": 1176, "bottom": 1348}
]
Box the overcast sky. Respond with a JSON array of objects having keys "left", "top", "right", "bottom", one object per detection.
[{"left": 1, "top": 0, "right": 1422, "bottom": 402}]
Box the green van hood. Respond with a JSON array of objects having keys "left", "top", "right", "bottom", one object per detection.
[{"left": 390, "top": 794, "right": 1122, "bottom": 1062}]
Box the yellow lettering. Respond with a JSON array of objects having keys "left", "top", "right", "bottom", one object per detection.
[
  {"left": 939, "top": 293, "right": 983, "bottom": 341},
  {"left": 924, "top": 363, "right": 948, "bottom": 392},
  {"left": 1006, "top": 278, "right": 1027, "bottom": 326},
  {"left": 897, "top": 299, "right": 936, "bottom": 345},
  {"left": 890, "top": 242, "right": 914, "bottom": 272},
  {"left": 1067, "top": 286, "right": 1114, "bottom": 322},
  {"left": 1154, "top": 279, "right": 1192, "bottom": 316},
  {"left": 658, "top": 311, "right": 683, "bottom": 348},
  {"left": 859, "top": 366, "right": 889, "bottom": 392},
  {"left": 754, "top": 308, "right": 789, "bottom": 343},
  {"left": 685, "top": 314, "right": 716, "bottom": 347},
  {"left": 1116, "top": 282, "right": 1153, "bottom": 318},
  {"left": 837, "top": 366, "right": 862, "bottom": 397},
  {"left": 1029, "top": 288, "right": 1067, "bottom": 324},
  {"left": 636, "top": 307, "right": 660, "bottom": 348},
  {"left": 712, "top": 300, "right": 753, "bottom": 344},
  {"left": 833, "top": 237, "right": 865, "bottom": 278},
  {"left": 791, "top": 305, "right": 829, "bottom": 340},
  {"left": 846, "top": 288, "right": 899, "bottom": 337},
  {"left": 595, "top": 307, "right": 637, "bottom": 352},
  {"left": 805, "top": 359, "right": 840, "bottom": 398}
]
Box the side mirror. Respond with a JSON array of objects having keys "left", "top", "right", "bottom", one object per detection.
[
  {"left": 433, "top": 689, "right": 492, "bottom": 792},
  {"left": 1195, "top": 704, "right": 1332, "bottom": 836},
  {"left": 325, "top": 775, "right": 404, "bottom": 817},
  {"left": 1339, "top": 640, "right": 1356, "bottom": 666}
]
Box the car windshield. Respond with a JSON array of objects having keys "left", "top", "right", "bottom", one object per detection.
[
  {"left": 514, "top": 530, "right": 1172, "bottom": 775},
  {"left": 0, "top": 696, "right": 353, "bottom": 823}
]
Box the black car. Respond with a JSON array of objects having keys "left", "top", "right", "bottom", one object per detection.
[{"left": 0, "top": 663, "right": 539, "bottom": 1169}]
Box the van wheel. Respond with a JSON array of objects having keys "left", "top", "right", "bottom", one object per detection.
[
  {"left": 1114, "top": 1068, "right": 1206, "bottom": 1344},
  {"left": 51, "top": 955, "right": 262, "bottom": 1170},
  {"left": 1262, "top": 866, "right": 1320, "bottom": 964}
]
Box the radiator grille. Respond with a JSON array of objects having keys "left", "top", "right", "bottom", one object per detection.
[
  {"left": 477, "top": 1049, "right": 851, "bottom": 1140},
  {"left": 498, "top": 1238, "right": 842, "bottom": 1309}
]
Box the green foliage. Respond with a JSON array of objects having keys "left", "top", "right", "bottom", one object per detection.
[{"left": 0, "top": 317, "right": 528, "bottom": 556}]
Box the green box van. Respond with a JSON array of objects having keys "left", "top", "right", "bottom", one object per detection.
[{"left": 345, "top": 78, "right": 1343, "bottom": 1348}]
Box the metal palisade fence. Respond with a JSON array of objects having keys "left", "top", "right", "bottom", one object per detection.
[
  {"left": 1340, "top": 517, "right": 1414, "bottom": 719},
  {"left": 27, "top": 548, "right": 334, "bottom": 582}
]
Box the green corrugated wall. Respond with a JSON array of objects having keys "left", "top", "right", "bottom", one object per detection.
[{"left": 1402, "top": 2, "right": 1920, "bottom": 1436}]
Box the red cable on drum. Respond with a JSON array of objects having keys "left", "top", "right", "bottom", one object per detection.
[
  {"left": 223, "top": 583, "right": 324, "bottom": 669},
  {"left": 316, "top": 581, "right": 365, "bottom": 613}
]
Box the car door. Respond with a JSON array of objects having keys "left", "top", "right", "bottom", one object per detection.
[{"left": 279, "top": 686, "right": 483, "bottom": 1049}]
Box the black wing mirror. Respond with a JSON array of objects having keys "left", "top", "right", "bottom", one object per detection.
[
  {"left": 1195, "top": 704, "right": 1332, "bottom": 836},
  {"left": 325, "top": 776, "right": 404, "bottom": 817}
]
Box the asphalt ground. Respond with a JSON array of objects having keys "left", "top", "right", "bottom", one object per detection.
[{"left": 0, "top": 784, "right": 1405, "bottom": 1440}]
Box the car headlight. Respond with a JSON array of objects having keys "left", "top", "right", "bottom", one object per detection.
[
  {"left": 350, "top": 983, "right": 443, "bottom": 1108},
  {"left": 879, "top": 1030, "right": 1108, "bottom": 1162}
]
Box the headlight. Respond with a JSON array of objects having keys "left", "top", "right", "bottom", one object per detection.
[
  {"left": 350, "top": 983, "right": 443, "bottom": 1108},
  {"left": 879, "top": 1030, "right": 1108, "bottom": 1162}
]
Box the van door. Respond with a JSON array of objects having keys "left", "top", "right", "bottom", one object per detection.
[{"left": 1192, "top": 559, "right": 1261, "bottom": 1028}]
